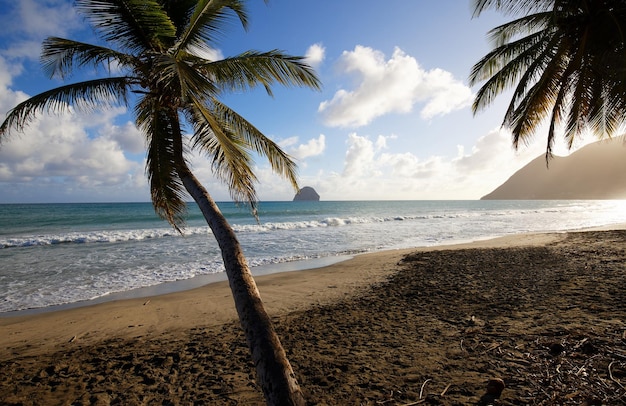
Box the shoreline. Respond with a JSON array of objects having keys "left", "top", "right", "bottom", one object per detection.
[
  {"left": 2, "top": 222, "right": 624, "bottom": 319},
  {"left": 0, "top": 254, "right": 355, "bottom": 318},
  {"left": 1, "top": 226, "right": 625, "bottom": 404},
  {"left": 0, "top": 229, "right": 569, "bottom": 318},
  {"left": 3, "top": 200, "right": 626, "bottom": 316},
  {"left": 2, "top": 222, "right": 623, "bottom": 319},
  {"left": 2, "top": 221, "right": 609, "bottom": 318},
  {"left": 0, "top": 230, "right": 566, "bottom": 357}
]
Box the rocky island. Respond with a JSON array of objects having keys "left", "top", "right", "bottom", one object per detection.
[{"left": 293, "top": 186, "right": 320, "bottom": 201}]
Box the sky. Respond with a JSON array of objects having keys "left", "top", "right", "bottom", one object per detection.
[{"left": 0, "top": 0, "right": 597, "bottom": 203}]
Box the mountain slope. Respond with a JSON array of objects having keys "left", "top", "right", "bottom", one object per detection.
[{"left": 481, "top": 137, "right": 626, "bottom": 200}]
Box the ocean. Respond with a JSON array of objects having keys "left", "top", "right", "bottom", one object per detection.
[{"left": 1, "top": 200, "right": 625, "bottom": 314}]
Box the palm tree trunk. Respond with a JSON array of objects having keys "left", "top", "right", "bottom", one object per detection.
[{"left": 177, "top": 165, "right": 305, "bottom": 406}]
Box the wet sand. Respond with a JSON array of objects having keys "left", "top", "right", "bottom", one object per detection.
[{"left": 1, "top": 229, "right": 625, "bottom": 405}]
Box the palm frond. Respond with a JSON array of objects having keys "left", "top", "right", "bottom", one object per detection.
[
  {"left": 41, "top": 37, "right": 136, "bottom": 79},
  {"left": 545, "top": 63, "right": 573, "bottom": 157},
  {"left": 486, "top": 12, "right": 552, "bottom": 46},
  {"left": 470, "top": 29, "right": 545, "bottom": 84},
  {"left": 199, "top": 50, "right": 321, "bottom": 96},
  {"left": 75, "top": 0, "right": 176, "bottom": 52},
  {"left": 176, "top": 0, "right": 248, "bottom": 55},
  {"left": 211, "top": 99, "right": 299, "bottom": 191},
  {"left": 501, "top": 35, "right": 570, "bottom": 148},
  {"left": 0, "top": 77, "right": 130, "bottom": 140},
  {"left": 470, "top": 30, "right": 547, "bottom": 112},
  {"left": 472, "top": 0, "right": 553, "bottom": 18},
  {"left": 186, "top": 98, "right": 259, "bottom": 207},
  {"left": 502, "top": 32, "right": 563, "bottom": 118},
  {"left": 153, "top": 52, "right": 220, "bottom": 102},
  {"left": 506, "top": 61, "right": 562, "bottom": 149},
  {"left": 598, "top": 76, "right": 626, "bottom": 134},
  {"left": 136, "top": 95, "right": 187, "bottom": 231},
  {"left": 157, "top": 0, "right": 198, "bottom": 36},
  {"left": 472, "top": 0, "right": 626, "bottom": 157},
  {"left": 576, "top": 75, "right": 618, "bottom": 144},
  {"left": 562, "top": 57, "right": 595, "bottom": 147}
]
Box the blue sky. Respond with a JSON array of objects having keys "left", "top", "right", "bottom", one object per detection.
[{"left": 0, "top": 0, "right": 592, "bottom": 203}]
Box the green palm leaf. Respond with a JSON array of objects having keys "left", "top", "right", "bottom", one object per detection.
[
  {"left": 470, "top": 30, "right": 547, "bottom": 112},
  {"left": 486, "top": 12, "right": 552, "bottom": 47},
  {"left": 0, "top": 78, "right": 129, "bottom": 139},
  {"left": 157, "top": 0, "right": 199, "bottom": 35},
  {"left": 211, "top": 99, "right": 298, "bottom": 190},
  {"left": 41, "top": 37, "right": 136, "bottom": 79},
  {"left": 136, "top": 96, "right": 187, "bottom": 230},
  {"left": 76, "top": 0, "right": 176, "bottom": 52},
  {"left": 472, "top": 0, "right": 552, "bottom": 18},
  {"left": 187, "top": 98, "right": 258, "bottom": 206},
  {"left": 3, "top": 0, "right": 320, "bottom": 224},
  {"left": 203, "top": 50, "right": 322, "bottom": 96},
  {"left": 154, "top": 52, "right": 220, "bottom": 102},
  {"left": 176, "top": 0, "right": 249, "bottom": 54}
]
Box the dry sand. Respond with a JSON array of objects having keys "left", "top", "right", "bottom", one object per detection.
[{"left": 1, "top": 229, "right": 625, "bottom": 405}]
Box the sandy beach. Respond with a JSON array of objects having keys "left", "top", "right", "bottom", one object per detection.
[{"left": 1, "top": 228, "right": 625, "bottom": 405}]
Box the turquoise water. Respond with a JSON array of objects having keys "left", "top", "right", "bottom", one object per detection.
[{"left": 1, "top": 200, "right": 625, "bottom": 313}]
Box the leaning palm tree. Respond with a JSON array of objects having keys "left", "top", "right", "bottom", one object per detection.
[
  {"left": 0, "top": 0, "right": 320, "bottom": 404},
  {"left": 470, "top": 0, "right": 626, "bottom": 158}
]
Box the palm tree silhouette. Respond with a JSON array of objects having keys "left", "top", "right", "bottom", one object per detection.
[{"left": 470, "top": 0, "right": 626, "bottom": 159}]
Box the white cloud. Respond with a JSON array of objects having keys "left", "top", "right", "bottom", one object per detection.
[
  {"left": 2, "top": 39, "right": 44, "bottom": 62},
  {"left": 0, "top": 57, "right": 27, "bottom": 110},
  {"left": 452, "top": 129, "right": 543, "bottom": 190},
  {"left": 305, "top": 43, "right": 325, "bottom": 68},
  {"left": 15, "top": 0, "right": 79, "bottom": 38},
  {"left": 281, "top": 134, "right": 326, "bottom": 160},
  {"left": 342, "top": 133, "right": 378, "bottom": 177},
  {"left": 341, "top": 133, "right": 450, "bottom": 182},
  {"left": 318, "top": 46, "right": 474, "bottom": 128},
  {"left": 0, "top": 0, "right": 81, "bottom": 61},
  {"left": 0, "top": 72, "right": 147, "bottom": 202},
  {"left": 454, "top": 129, "right": 519, "bottom": 172},
  {"left": 97, "top": 120, "right": 145, "bottom": 155},
  {"left": 375, "top": 134, "right": 395, "bottom": 150},
  {"left": 188, "top": 44, "right": 225, "bottom": 62},
  {"left": 417, "top": 68, "right": 476, "bottom": 120},
  {"left": 289, "top": 129, "right": 543, "bottom": 201}
]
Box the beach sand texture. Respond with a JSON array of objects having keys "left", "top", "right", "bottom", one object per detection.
[{"left": 1, "top": 230, "right": 625, "bottom": 405}]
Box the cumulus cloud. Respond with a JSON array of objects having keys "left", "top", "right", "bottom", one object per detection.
[
  {"left": 343, "top": 133, "right": 379, "bottom": 177},
  {"left": 305, "top": 43, "right": 325, "bottom": 68},
  {"left": 290, "top": 130, "right": 542, "bottom": 201},
  {"left": 13, "top": 0, "right": 79, "bottom": 38},
  {"left": 342, "top": 133, "right": 447, "bottom": 181},
  {"left": 318, "top": 46, "right": 474, "bottom": 128},
  {"left": 0, "top": 57, "right": 26, "bottom": 106},
  {"left": 0, "top": 110, "right": 143, "bottom": 181},
  {"left": 455, "top": 130, "right": 516, "bottom": 171},
  {"left": 97, "top": 120, "right": 145, "bottom": 155},
  {"left": 1, "top": 0, "right": 81, "bottom": 61},
  {"left": 280, "top": 134, "right": 326, "bottom": 160}
]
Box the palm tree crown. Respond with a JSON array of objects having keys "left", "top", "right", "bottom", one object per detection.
[
  {"left": 470, "top": 0, "right": 626, "bottom": 157},
  {"left": 1, "top": 0, "right": 321, "bottom": 226}
]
